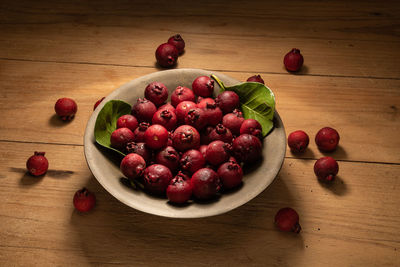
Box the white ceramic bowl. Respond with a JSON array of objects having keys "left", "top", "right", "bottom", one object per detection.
[{"left": 84, "top": 69, "right": 286, "bottom": 218}]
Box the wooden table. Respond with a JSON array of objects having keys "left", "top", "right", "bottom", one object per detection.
[{"left": 1, "top": 0, "right": 399, "bottom": 266}]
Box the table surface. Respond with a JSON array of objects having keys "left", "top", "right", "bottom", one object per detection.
[{"left": 1, "top": 0, "right": 400, "bottom": 266}]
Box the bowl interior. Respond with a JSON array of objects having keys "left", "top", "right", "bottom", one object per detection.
[{"left": 84, "top": 69, "right": 286, "bottom": 218}]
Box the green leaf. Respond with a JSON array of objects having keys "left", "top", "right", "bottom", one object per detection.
[
  {"left": 211, "top": 75, "right": 275, "bottom": 137},
  {"left": 94, "top": 100, "right": 132, "bottom": 156}
]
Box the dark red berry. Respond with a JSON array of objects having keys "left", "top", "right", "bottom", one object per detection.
[
  {"left": 167, "top": 34, "right": 185, "bottom": 55},
  {"left": 144, "top": 124, "right": 169, "bottom": 150},
  {"left": 152, "top": 109, "right": 177, "bottom": 131},
  {"left": 209, "top": 124, "right": 233, "bottom": 143},
  {"left": 232, "top": 134, "right": 262, "bottom": 163},
  {"left": 197, "top": 97, "right": 215, "bottom": 109},
  {"left": 202, "top": 102, "right": 223, "bottom": 126},
  {"left": 314, "top": 156, "right": 339, "bottom": 182},
  {"left": 143, "top": 164, "right": 173, "bottom": 195},
  {"left": 175, "top": 101, "right": 197, "bottom": 124},
  {"left": 117, "top": 114, "right": 138, "bottom": 132},
  {"left": 172, "top": 125, "right": 200, "bottom": 151},
  {"left": 180, "top": 149, "right": 205, "bottom": 174},
  {"left": 246, "top": 75, "right": 265, "bottom": 84},
  {"left": 54, "top": 97, "right": 77, "bottom": 121},
  {"left": 240, "top": 119, "right": 263, "bottom": 139},
  {"left": 166, "top": 172, "right": 192, "bottom": 204},
  {"left": 155, "top": 43, "right": 178, "bottom": 68},
  {"left": 275, "top": 207, "right": 301, "bottom": 233},
  {"left": 26, "top": 151, "right": 48, "bottom": 176},
  {"left": 126, "top": 142, "right": 152, "bottom": 162},
  {"left": 144, "top": 82, "right": 168, "bottom": 106},
  {"left": 222, "top": 109, "right": 244, "bottom": 136},
  {"left": 206, "top": 140, "right": 230, "bottom": 166},
  {"left": 191, "top": 168, "right": 221, "bottom": 200},
  {"left": 133, "top": 122, "right": 150, "bottom": 143},
  {"left": 284, "top": 48, "right": 304, "bottom": 72},
  {"left": 110, "top": 127, "right": 135, "bottom": 150},
  {"left": 171, "top": 86, "right": 195, "bottom": 107},
  {"left": 184, "top": 107, "right": 207, "bottom": 130},
  {"left": 131, "top": 98, "right": 157, "bottom": 123},
  {"left": 216, "top": 91, "right": 240, "bottom": 114},
  {"left": 93, "top": 97, "right": 105, "bottom": 110},
  {"left": 217, "top": 160, "right": 243, "bottom": 189},
  {"left": 159, "top": 102, "right": 175, "bottom": 113},
  {"left": 120, "top": 153, "right": 146, "bottom": 180},
  {"left": 192, "top": 76, "right": 214, "bottom": 97},
  {"left": 73, "top": 187, "right": 96, "bottom": 213},
  {"left": 288, "top": 130, "right": 309, "bottom": 153},
  {"left": 315, "top": 127, "right": 340, "bottom": 152},
  {"left": 155, "top": 146, "right": 180, "bottom": 173}
]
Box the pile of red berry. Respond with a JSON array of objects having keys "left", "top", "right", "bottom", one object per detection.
[{"left": 109, "top": 75, "right": 264, "bottom": 204}]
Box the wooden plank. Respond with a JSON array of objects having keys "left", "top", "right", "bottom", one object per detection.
[
  {"left": 0, "top": 142, "right": 399, "bottom": 266},
  {"left": 1, "top": 60, "right": 399, "bottom": 163},
  {"left": 1, "top": 1, "right": 400, "bottom": 78}
]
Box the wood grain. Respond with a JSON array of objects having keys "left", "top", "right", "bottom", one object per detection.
[{"left": 0, "top": 142, "right": 399, "bottom": 266}]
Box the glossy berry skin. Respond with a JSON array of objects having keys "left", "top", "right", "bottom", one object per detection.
[
  {"left": 206, "top": 140, "right": 230, "bottom": 166},
  {"left": 275, "top": 207, "right": 301, "bottom": 233},
  {"left": 217, "top": 160, "right": 243, "bottom": 189},
  {"left": 197, "top": 97, "right": 215, "bottom": 109},
  {"left": 110, "top": 127, "right": 135, "bottom": 150},
  {"left": 209, "top": 124, "right": 233, "bottom": 143},
  {"left": 155, "top": 43, "right": 178, "bottom": 68},
  {"left": 171, "top": 86, "right": 195, "bottom": 107},
  {"left": 284, "top": 48, "right": 304, "bottom": 72},
  {"left": 222, "top": 109, "right": 244, "bottom": 136},
  {"left": 26, "top": 151, "right": 49, "bottom": 176},
  {"left": 159, "top": 102, "right": 175, "bottom": 113},
  {"left": 315, "top": 127, "right": 340, "bottom": 152},
  {"left": 240, "top": 119, "right": 263, "bottom": 139},
  {"left": 145, "top": 82, "right": 169, "bottom": 106},
  {"left": 155, "top": 146, "right": 180, "bottom": 173},
  {"left": 202, "top": 102, "right": 223, "bottom": 126},
  {"left": 133, "top": 122, "right": 150, "bottom": 143},
  {"left": 200, "top": 126, "right": 214, "bottom": 145},
  {"left": 232, "top": 134, "right": 262, "bottom": 163},
  {"left": 120, "top": 153, "right": 146, "bottom": 180},
  {"left": 166, "top": 172, "right": 192, "bottom": 204},
  {"left": 126, "top": 142, "right": 152, "bottom": 162},
  {"left": 175, "top": 101, "right": 197, "bottom": 124},
  {"left": 144, "top": 124, "right": 169, "bottom": 150},
  {"left": 172, "top": 125, "right": 200, "bottom": 151},
  {"left": 184, "top": 107, "right": 207, "bottom": 130},
  {"left": 54, "top": 98, "right": 77, "bottom": 121},
  {"left": 192, "top": 76, "right": 214, "bottom": 97},
  {"left": 314, "top": 156, "right": 339, "bottom": 182},
  {"left": 131, "top": 98, "right": 157, "bottom": 123},
  {"left": 288, "top": 130, "right": 309, "bottom": 153},
  {"left": 73, "top": 188, "right": 96, "bottom": 213},
  {"left": 191, "top": 168, "right": 221, "bottom": 200},
  {"left": 143, "top": 164, "right": 173, "bottom": 195},
  {"left": 93, "top": 97, "right": 105, "bottom": 110},
  {"left": 216, "top": 91, "right": 240, "bottom": 114},
  {"left": 199, "top": 145, "right": 208, "bottom": 159},
  {"left": 152, "top": 109, "right": 177, "bottom": 131},
  {"left": 180, "top": 149, "right": 206, "bottom": 174},
  {"left": 117, "top": 114, "right": 138, "bottom": 132},
  {"left": 167, "top": 34, "right": 185, "bottom": 55},
  {"left": 246, "top": 75, "right": 265, "bottom": 84}
]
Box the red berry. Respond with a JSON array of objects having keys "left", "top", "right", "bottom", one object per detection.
[
  {"left": 167, "top": 34, "right": 185, "bottom": 55},
  {"left": 120, "top": 153, "right": 146, "bottom": 180},
  {"left": 197, "top": 97, "right": 215, "bottom": 109},
  {"left": 216, "top": 91, "right": 240, "bottom": 114},
  {"left": 275, "top": 207, "right": 301, "bottom": 233},
  {"left": 180, "top": 149, "right": 205, "bottom": 174},
  {"left": 117, "top": 114, "right": 138, "bottom": 132},
  {"left": 206, "top": 140, "right": 230, "bottom": 166},
  {"left": 240, "top": 119, "right": 262, "bottom": 139},
  {"left": 155, "top": 43, "right": 178, "bottom": 68},
  {"left": 191, "top": 168, "right": 221, "bottom": 200},
  {"left": 26, "top": 151, "right": 49, "bottom": 176},
  {"left": 93, "top": 97, "right": 105, "bottom": 110},
  {"left": 222, "top": 109, "right": 244, "bottom": 136},
  {"left": 314, "top": 156, "right": 339, "bottom": 182},
  {"left": 217, "top": 160, "right": 243, "bottom": 189},
  {"left": 132, "top": 98, "right": 157, "bottom": 123},
  {"left": 167, "top": 172, "right": 192, "bottom": 204},
  {"left": 54, "top": 97, "right": 77, "bottom": 121},
  {"left": 172, "top": 125, "right": 200, "bottom": 151},
  {"left": 209, "top": 124, "right": 233, "bottom": 143},
  {"left": 171, "top": 86, "right": 196, "bottom": 107},
  {"left": 175, "top": 101, "right": 197, "bottom": 124},
  {"left": 110, "top": 127, "right": 135, "bottom": 150},
  {"left": 315, "top": 127, "right": 340, "bottom": 152},
  {"left": 144, "top": 124, "right": 169, "bottom": 150},
  {"left": 125, "top": 142, "right": 152, "bottom": 162},
  {"left": 202, "top": 102, "right": 223, "bottom": 126},
  {"left": 184, "top": 107, "right": 207, "bottom": 130},
  {"left": 155, "top": 146, "right": 180, "bottom": 173},
  {"left": 288, "top": 130, "right": 309, "bottom": 153},
  {"left": 152, "top": 109, "right": 177, "bottom": 131},
  {"left": 73, "top": 188, "right": 96, "bottom": 213},
  {"left": 246, "top": 75, "right": 265, "bottom": 84},
  {"left": 133, "top": 122, "right": 150, "bottom": 143},
  {"left": 192, "top": 76, "right": 214, "bottom": 97},
  {"left": 199, "top": 145, "right": 208, "bottom": 159},
  {"left": 143, "top": 164, "right": 173, "bottom": 195},
  {"left": 284, "top": 48, "right": 304, "bottom": 72},
  {"left": 232, "top": 134, "right": 262, "bottom": 163},
  {"left": 159, "top": 102, "right": 176, "bottom": 113},
  {"left": 145, "top": 82, "right": 168, "bottom": 107}
]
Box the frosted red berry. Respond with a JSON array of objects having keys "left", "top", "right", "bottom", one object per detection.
[
  {"left": 192, "top": 76, "right": 214, "bottom": 97},
  {"left": 155, "top": 146, "right": 180, "bottom": 173},
  {"left": 120, "top": 153, "right": 146, "bottom": 180},
  {"left": 171, "top": 86, "right": 195, "bottom": 107},
  {"left": 152, "top": 109, "right": 177, "bottom": 131},
  {"left": 167, "top": 172, "right": 192, "bottom": 204},
  {"left": 180, "top": 149, "right": 205, "bottom": 174},
  {"left": 184, "top": 107, "right": 207, "bottom": 130},
  {"left": 275, "top": 207, "right": 301, "bottom": 233},
  {"left": 26, "top": 151, "right": 49, "bottom": 176},
  {"left": 209, "top": 124, "right": 233, "bottom": 143},
  {"left": 155, "top": 43, "right": 178, "bottom": 68},
  {"left": 284, "top": 48, "right": 304, "bottom": 72},
  {"left": 217, "top": 160, "right": 243, "bottom": 189},
  {"left": 232, "top": 134, "right": 262, "bottom": 163},
  {"left": 222, "top": 109, "right": 244, "bottom": 136},
  {"left": 202, "top": 102, "right": 223, "bottom": 126},
  {"left": 54, "top": 97, "right": 77, "bottom": 121},
  {"left": 315, "top": 127, "right": 340, "bottom": 152},
  {"left": 145, "top": 82, "right": 168, "bottom": 106},
  {"left": 172, "top": 125, "right": 200, "bottom": 151},
  {"left": 175, "top": 101, "right": 197, "bottom": 124},
  {"left": 117, "top": 114, "right": 138, "bottom": 132},
  {"left": 131, "top": 98, "right": 157, "bottom": 123},
  {"left": 288, "top": 130, "right": 309, "bottom": 153},
  {"left": 144, "top": 124, "right": 169, "bottom": 150},
  {"left": 73, "top": 188, "right": 96, "bottom": 213},
  {"left": 110, "top": 127, "right": 135, "bottom": 150},
  {"left": 133, "top": 122, "right": 150, "bottom": 142},
  {"left": 206, "top": 140, "right": 230, "bottom": 166},
  {"left": 143, "top": 164, "right": 173, "bottom": 195},
  {"left": 167, "top": 34, "right": 185, "bottom": 55},
  {"left": 191, "top": 168, "right": 221, "bottom": 200},
  {"left": 314, "top": 156, "right": 339, "bottom": 182},
  {"left": 216, "top": 91, "right": 240, "bottom": 114},
  {"left": 240, "top": 119, "right": 262, "bottom": 139}
]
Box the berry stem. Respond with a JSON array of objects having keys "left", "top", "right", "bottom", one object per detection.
[{"left": 210, "top": 74, "right": 226, "bottom": 91}]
